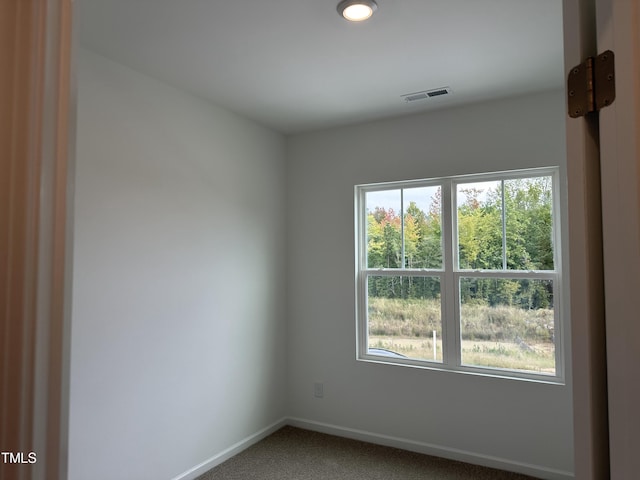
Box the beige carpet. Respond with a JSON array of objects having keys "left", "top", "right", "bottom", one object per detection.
[{"left": 195, "top": 426, "right": 538, "bottom": 480}]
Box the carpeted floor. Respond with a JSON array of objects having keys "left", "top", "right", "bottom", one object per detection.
[{"left": 195, "top": 426, "right": 538, "bottom": 480}]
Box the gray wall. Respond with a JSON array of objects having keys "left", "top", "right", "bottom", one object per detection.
[
  {"left": 69, "top": 49, "right": 288, "bottom": 480},
  {"left": 286, "top": 91, "right": 574, "bottom": 477}
]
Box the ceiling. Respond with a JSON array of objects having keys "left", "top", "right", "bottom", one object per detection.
[{"left": 77, "top": 0, "right": 565, "bottom": 134}]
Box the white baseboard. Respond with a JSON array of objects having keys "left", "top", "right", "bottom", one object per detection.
[
  {"left": 170, "top": 417, "right": 288, "bottom": 480},
  {"left": 287, "top": 417, "right": 575, "bottom": 480},
  {"left": 171, "top": 416, "right": 574, "bottom": 480}
]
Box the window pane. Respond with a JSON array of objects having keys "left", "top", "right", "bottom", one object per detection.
[
  {"left": 403, "top": 186, "right": 442, "bottom": 269},
  {"left": 459, "top": 277, "right": 555, "bottom": 375},
  {"left": 504, "top": 177, "right": 554, "bottom": 270},
  {"left": 366, "top": 190, "right": 401, "bottom": 268},
  {"left": 457, "top": 181, "right": 503, "bottom": 269},
  {"left": 367, "top": 275, "right": 442, "bottom": 362}
]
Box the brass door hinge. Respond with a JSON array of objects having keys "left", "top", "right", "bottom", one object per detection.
[{"left": 568, "top": 50, "right": 616, "bottom": 118}]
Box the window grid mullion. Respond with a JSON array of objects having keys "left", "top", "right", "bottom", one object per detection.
[
  {"left": 361, "top": 269, "right": 444, "bottom": 276},
  {"left": 453, "top": 271, "right": 557, "bottom": 280},
  {"left": 501, "top": 180, "right": 507, "bottom": 269},
  {"left": 442, "top": 180, "right": 458, "bottom": 368},
  {"left": 357, "top": 187, "right": 368, "bottom": 360},
  {"left": 400, "top": 188, "right": 405, "bottom": 269}
]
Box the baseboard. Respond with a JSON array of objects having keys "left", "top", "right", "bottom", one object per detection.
[
  {"left": 287, "top": 417, "right": 574, "bottom": 480},
  {"left": 170, "top": 417, "right": 288, "bottom": 480}
]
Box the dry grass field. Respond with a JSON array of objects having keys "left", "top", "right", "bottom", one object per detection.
[
  {"left": 369, "top": 336, "right": 555, "bottom": 374},
  {"left": 368, "top": 297, "right": 556, "bottom": 374}
]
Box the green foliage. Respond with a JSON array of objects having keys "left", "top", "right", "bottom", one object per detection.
[
  {"left": 367, "top": 207, "right": 401, "bottom": 268},
  {"left": 368, "top": 275, "right": 440, "bottom": 301},
  {"left": 367, "top": 199, "right": 442, "bottom": 270},
  {"left": 503, "top": 178, "right": 554, "bottom": 271},
  {"left": 459, "top": 277, "right": 553, "bottom": 312},
  {"left": 458, "top": 187, "right": 503, "bottom": 269},
  {"left": 365, "top": 175, "right": 555, "bottom": 309},
  {"left": 456, "top": 178, "right": 554, "bottom": 271}
]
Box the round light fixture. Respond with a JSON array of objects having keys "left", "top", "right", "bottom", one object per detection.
[{"left": 337, "top": 0, "right": 378, "bottom": 22}]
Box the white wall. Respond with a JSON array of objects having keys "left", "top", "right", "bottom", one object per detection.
[
  {"left": 69, "top": 49, "right": 287, "bottom": 480},
  {"left": 286, "top": 91, "right": 574, "bottom": 477},
  {"left": 71, "top": 52, "right": 574, "bottom": 478}
]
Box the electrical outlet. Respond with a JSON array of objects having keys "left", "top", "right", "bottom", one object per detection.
[{"left": 314, "top": 382, "right": 324, "bottom": 398}]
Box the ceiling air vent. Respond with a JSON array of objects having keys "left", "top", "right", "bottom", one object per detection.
[{"left": 401, "top": 87, "right": 452, "bottom": 103}]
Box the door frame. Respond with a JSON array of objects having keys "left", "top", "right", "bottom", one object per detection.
[
  {"left": 595, "top": 0, "right": 640, "bottom": 476},
  {"left": 0, "top": 1, "right": 74, "bottom": 479},
  {"left": 563, "top": 0, "right": 640, "bottom": 477},
  {"left": 562, "top": 0, "right": 609, "bottom": 478}
]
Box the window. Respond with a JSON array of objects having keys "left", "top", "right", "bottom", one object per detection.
[{"left": 355, "top": 168, "right": 563, "bottom": 381}]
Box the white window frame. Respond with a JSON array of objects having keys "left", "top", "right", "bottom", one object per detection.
[{"left": 355, "top": 167, "right": 564, "bottom": 383}]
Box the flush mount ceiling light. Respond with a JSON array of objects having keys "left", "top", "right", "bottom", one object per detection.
[{"left": 337, "top": 0, "right": 378, "bottom": 22}]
